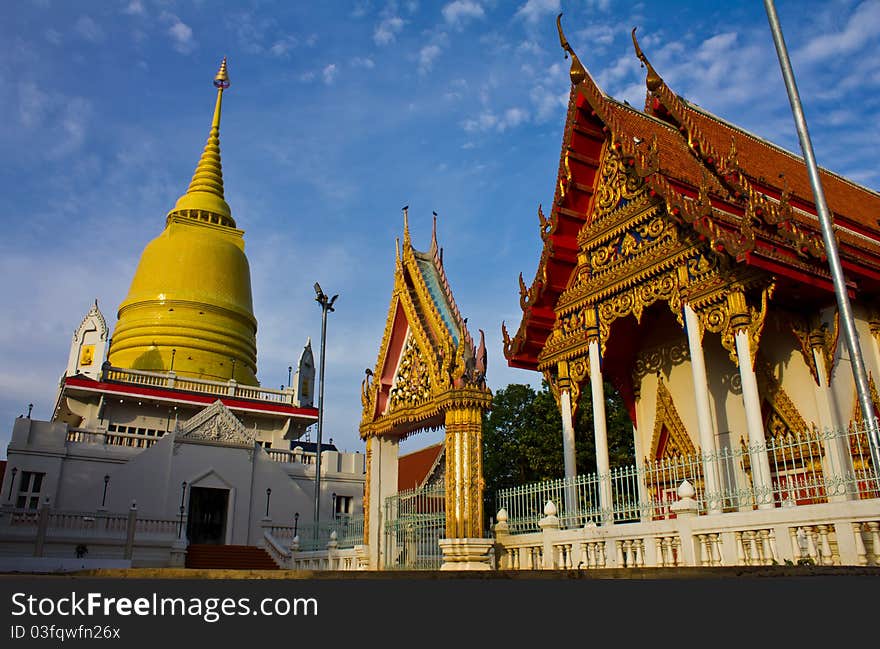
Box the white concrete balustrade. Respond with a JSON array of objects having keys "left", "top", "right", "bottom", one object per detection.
[{"left": 492, "top": 489, "right": 880, "bottom": 569}]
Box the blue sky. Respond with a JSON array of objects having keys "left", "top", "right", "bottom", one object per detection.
[{"left": 2, "top": 0, "right": 880, "bottom": 458}]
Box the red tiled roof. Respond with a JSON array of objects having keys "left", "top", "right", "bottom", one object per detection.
[
  {"left": 398, "top": 442, "right": 443, "bottom": 491},
  {"left": 681, "top": 102, "right": 880, "bottom": 238}
]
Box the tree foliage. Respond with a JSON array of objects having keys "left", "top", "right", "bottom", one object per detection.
[{"left": 482, "top": 381, "right": 635, "bottom": 519}]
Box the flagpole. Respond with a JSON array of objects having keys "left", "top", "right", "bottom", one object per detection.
[{"left": 764, "top": 0, "right": 880, "bottom": 473}]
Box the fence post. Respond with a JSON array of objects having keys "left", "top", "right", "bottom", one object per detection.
[
  {"left": 538, "top": 501, "right": 560, "bottom": 570},
  {"left": 670, "top": 481, "right": 699, "bottom": 566},
  {"left": 289, "top": 534, "right": 300, "bottom": 570},
  {"left": 327, "top": 531, "right": 338, "bottom": 570},
  {"left": 34, "top": 498, "right": 51, "bottom": 557},
  {"left": 124, "top": 501, "right": 137, "bottom": 560},
  {"left": 493, "top": 508, "right": 510, "bottom": 569}
]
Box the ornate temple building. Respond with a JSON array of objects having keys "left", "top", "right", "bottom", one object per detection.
[
  {"left": 359, "top": 212, "right": 492, "bottom": 569},
  {"left": 495, "top": 17, "right": 880, "bottom": 568},
  {"left": 0, "top": 60, "right": 364, "bottom": 570}
]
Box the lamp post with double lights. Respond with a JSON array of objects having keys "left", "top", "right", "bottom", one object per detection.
[{"left": 312, "top": 282, "right": 337, "bottom": 537}]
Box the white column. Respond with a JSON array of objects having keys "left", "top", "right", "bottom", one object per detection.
[
  {"left": 588, "top": 339, "right": 613, "bottom": 523},
  {"left": 560, "top": 387, "right": 578, "bottom": 521},
  {"left": 684, "top": 304, "right": 721, "bottom": 513},
  {"left": 868, "top": 325, "right": 880, "bottom": 378},
  {"left": 734, "top": 329, "right": 774, "bottom": 510},
  {"left": 812, "top": 347, "right": 854, "bottom": 501},
  {"left": 560, "top": 389, "right": 577, "bottom": 481},
  {"left": 367, "top": 435, "right": 399, "bottom": 569},
  {"left": 632, "top": 422, "right": 650, "bottom": 522}
]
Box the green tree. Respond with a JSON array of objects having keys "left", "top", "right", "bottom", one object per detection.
[{"left": 482, "top": 381, "right": 634, "bottom": 522}]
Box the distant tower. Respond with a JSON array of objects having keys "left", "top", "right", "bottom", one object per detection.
[
  {"left": 65, "top": 300, "right": 109, "bottom": 380},
  {"left": 107, "top": 58, "right": 260, "bottom": 385},
  {"left": 293, "top": 338, "right": 316, "bottom": 408}
]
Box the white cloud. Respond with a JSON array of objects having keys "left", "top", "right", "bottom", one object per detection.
[
  {"left": 123, "top": 0, "right": 145, "bottom": 15},
  {"left": 463, "top": 106, "right": 530, "bottom": 132},
  {"left": 351, "top": 57, "right": 375, "bottom": 69},
  {"left": 419, "top": 44, "right": 442, "bottom": 74},
  {"left": 515, "top": 0, "right": 560, "bottom": 24},
  {"left": 52, "top": 97, "right": 92, "bottom": 159},
  {"left": 797, "top": 0, "right": 880, "bottom": 64},
  {"left": 530, "top": 84, "right": 568, "bottom": 122},
  {"left": 18, "top": 82, "right": 49, "bottom": 128},
  {"left": 323, "top": 63, "right": 338, "bottom": 84},
  {"left": 44, "top": 29, "right": 62, "bottom": 46},
  {"left": 161, "top": 13, "right": 196, "bottom": 54},
  {"left": 374, "top": 16, "right": 404, "bottom": 45},
  {"left": 442, "top": 1, "right": 484, "bottom": 27},
  {"left": 575, "top": 24, "right": 617, "bottom": 49},
  {"left": 500, "top": 107, "right": 529, "bottom": 130},
  {"left": 517, "top": 40, "right": 543, "bottom": 56},
  {"left": 270, "top": 36, "right": 298, "bottom": 57},
  {"left": 74, "top": 15, "right": 104, "bottom": 42}
]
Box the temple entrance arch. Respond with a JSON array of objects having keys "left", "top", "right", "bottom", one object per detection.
[{"left": 360, "top": 211, "right": 492, "bottom": 570}]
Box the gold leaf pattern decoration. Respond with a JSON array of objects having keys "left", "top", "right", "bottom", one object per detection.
[{"left": 388, "top": 336, "right": 432, "bottom": 411}]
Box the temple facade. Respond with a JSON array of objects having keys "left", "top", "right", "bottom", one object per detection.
[
  {"left": 494, "top": 18, "right": 880, "bottom": 568},
  {"left": 0, "top": 60, "right": 364, "bottom": 571}
]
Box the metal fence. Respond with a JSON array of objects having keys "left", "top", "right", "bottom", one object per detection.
[
  {"left": 383, "top": 484, "right": 445, "bottom": 570},
  {"left": 497, "top": 422, "right": 880, "bottom": 533},
  {"left": 274, "top": 515, "right": 365, "bottom": 552}
]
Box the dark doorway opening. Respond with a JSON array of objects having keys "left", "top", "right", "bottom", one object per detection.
[{"left": 186, "top": 486, "right": 229, "bottom": 545}]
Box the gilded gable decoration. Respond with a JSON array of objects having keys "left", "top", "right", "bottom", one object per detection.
[
  {"left": 757, "top": 362, "right": 810, "bottom": 437},
  {"left": 789, "top": 310, "right": 840, "bottom": 386},
  {"left": 388, "top": 335, "right": 433, "bottom": 411},
  {"left": 179, "top": 399, "right": 255, "bottom": 447},
  {"left": 648, "top": 380, "right": 696, "bottom": 460}
]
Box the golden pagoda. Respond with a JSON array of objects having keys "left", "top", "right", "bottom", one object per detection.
[{"left": 108, "top": 58, "right": 259, "bottom": 385}]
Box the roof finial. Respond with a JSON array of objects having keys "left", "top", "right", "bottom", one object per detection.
[
  {"left": 402, "top": 205, "right": 411, "bottom": 246},
  {"left": 168, "top": 57, "right": 234, "bottom": 226},
  {"left": 632, "top": 28, "right": 663, "bottom": 92},
  {"left": 556, "top": 14, "right": 586, "bottom": 86},
  {"left": 430, "top": 210, "right": 439, "bottom": 255}
]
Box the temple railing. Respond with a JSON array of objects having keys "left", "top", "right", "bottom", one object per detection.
[
  {"left": 100, "top": 366, "right": 300, "bottom": 406},
  {"left": 0, "top": 504, "right": 180, "bottom": 565},
  {"left": 67, "top": 427, "right": 162, "bottom": 449},
  {"left": 260, "top": 520, "right": 366, "bottom": 570},
  {"left": 496, "top": 423, "right": 879, "bottom": 533},
  {"left": 492, "top": 495, "right": 880, "bottom": 569}
]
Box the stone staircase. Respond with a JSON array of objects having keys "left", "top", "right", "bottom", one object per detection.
[{"left": 185, "top": 544, "right": 280, "bottom": 570}]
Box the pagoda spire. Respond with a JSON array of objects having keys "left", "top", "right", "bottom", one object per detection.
[{"left": 168, "top": 57, "right": 235, "bottom": 227}]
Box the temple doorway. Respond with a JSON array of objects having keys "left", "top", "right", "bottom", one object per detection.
[{"left": 187, "top": 486, "right": 229, "bottom": 545}]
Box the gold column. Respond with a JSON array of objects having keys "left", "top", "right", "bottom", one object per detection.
[
  {"left": 444, "top": 407, "right": 484, "bottom": 539},
  {"left": 363, "top": 436, "right": 372, "bottom": 546}
]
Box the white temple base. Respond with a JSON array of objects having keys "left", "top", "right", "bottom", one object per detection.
[{"left": 438, "top": 538, "right": 494, "bottom": 570}]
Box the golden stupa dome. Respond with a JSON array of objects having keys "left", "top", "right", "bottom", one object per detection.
[{"left": 108, "top": 58, "right": 259, "bottom": 385}]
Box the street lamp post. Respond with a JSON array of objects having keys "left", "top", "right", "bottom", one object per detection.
[
  {"left": 313, "top": 282, "right": 338, "bottom": 537},
  {"left": 177, "top": 481, "right": 187, "bottom": 539},
  {"left": 764, "top": 0, "right": 880, "bottom": 472},
  {"left": 102, "top": 475, "right": 110, "bottom": 507},
  {"left": 265, "top": 488, "right": 272, "bottom": 518}
]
